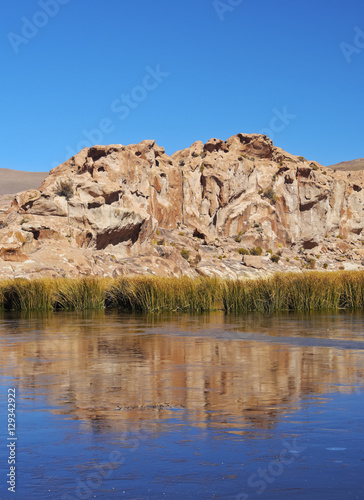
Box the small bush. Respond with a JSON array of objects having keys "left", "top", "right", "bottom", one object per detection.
[
  {"left": 271, "top": 254, "right": 280, "bottom": 263},
  {"left": 181, "top": 248, "right": 190, "bottom": 260},
  {"left": 308, "top": 258, "right": 316, "bottom": 269},
  {"left": 237, "top": 248, "right": 250, "bottom": 255},
  {"left": 234, "top": 236, "right": 242, "bottom": 243},
  {"left": 323, "top": 263, "right": 328, "bottom": 269},
  {"left": 263, "top": 187, "right": 278, "bottom": 205},
  {"left": 55, "top": 179, "right": 74, "bottom": 200},
  {"left": 250, "top": 246, "right": 263, "bottom": 256}
]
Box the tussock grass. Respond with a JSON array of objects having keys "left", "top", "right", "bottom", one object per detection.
[
  {"left": 0, "top": 278, "right": 55, "bottom": 311},
  {"left": 54, "top": 278, "right": 107, "bottom": 310},
  {"left": 0, "top": 271, "right": 364, "bottom": 313},
  {"left": 222, "top": 271, "right": 364, "bottom": 313},
  {"left": 0, "top": 277, "right": 107, "bottom": 311},
  {"left": 108, "top": 276, "right": 221, "bottom": 312}
]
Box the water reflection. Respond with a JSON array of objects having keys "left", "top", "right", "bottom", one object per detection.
[{"left": 0, "top": 310, "right": 363, "bottom": 436}]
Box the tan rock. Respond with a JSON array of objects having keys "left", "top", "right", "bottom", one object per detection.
[
  {"left": 0, "top": 244, "right": 29, "bottom": 262},
  {"left": 242, "top": 255, "right": 263, "bottom": 269}
]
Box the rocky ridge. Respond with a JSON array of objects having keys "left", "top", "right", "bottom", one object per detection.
[{"left": 1, "top": 133, "right": 364, "bottom": 279}]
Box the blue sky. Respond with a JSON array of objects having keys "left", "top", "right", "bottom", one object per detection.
[{"left": 1, "top": 0, "right": 364, "bottom": 172}]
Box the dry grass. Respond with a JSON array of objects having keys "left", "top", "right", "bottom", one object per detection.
[
  {"left": 222, "top": 271, "right": 364, "bottom": 313},
  {"left": 0, "top": 271, "right": 364, "bottom": 313},
  {"left": 108, "top": 276, "right": 221, "bottom": 312}
]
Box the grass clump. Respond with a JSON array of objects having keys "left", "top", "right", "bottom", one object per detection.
[
  {"left": 0, "top": 278, "right": 107, "bottom": 311},
  {"left": 55, "top": 179, "right": 74, "bottom": 200},
  {"left": 250, "top": 246, "right": 263, "bottom": 256},
  {"left": 180, "top": 248, "right": 190, "bottom": 260},
  {"left": 55, "top": 278, "right": 107, "bottom": 310},
  {"left": 108, "top": 276, "right": 221, "bottom": 313},
  {"left": 222, "top": 271, "right": 364, "bottom": 313},
  {"left": 237, "top": 248, "right": 250, "bottom": 255},
  {"left": 263, "top": 187, "right": 278, "bottom": 205},
  {"left": 1, "top": 278, "right": 55, "bottom": 311}
]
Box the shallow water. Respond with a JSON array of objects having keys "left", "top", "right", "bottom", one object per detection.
[{"left": 0, "top": 310, "right": 363, "bottom": 499}]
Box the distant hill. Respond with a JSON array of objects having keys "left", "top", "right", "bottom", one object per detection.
[
  {"left": 0, "top": 168, "right": 47, "bottom": 195},
  {"left": 328, "top": 158, "right": 364, "bottom": 171}
]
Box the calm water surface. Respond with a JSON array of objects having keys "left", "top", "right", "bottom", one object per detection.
[{"left": 0, "top": 310, "right": 363, "bottom": 499}]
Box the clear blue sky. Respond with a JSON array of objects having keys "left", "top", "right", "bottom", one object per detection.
[{"left": 1, "top": 0, "right": 364, "bottom": 172}]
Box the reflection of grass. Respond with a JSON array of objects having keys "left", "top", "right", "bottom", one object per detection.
[{"left": 1, "top": 271, "right": 364, "bottom": 313}]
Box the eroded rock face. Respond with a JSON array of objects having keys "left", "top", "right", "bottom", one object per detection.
[{"left": 1, "top": 133, "right": 364, "bottom": 279}]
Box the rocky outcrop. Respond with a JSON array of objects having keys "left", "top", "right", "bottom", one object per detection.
[{"left": 1, "top": 133, "right": 364, "bottom": 279}]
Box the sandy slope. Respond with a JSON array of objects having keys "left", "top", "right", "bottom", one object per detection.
[
  {"left": 329, "top": 158, "right": 364, "bottom": 171},
  {"left": 0, "top": 168, "right": 47, "bottom": 195}
]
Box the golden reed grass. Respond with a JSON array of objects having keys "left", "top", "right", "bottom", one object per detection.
[{"left": 0, "top": 271, "right": 363, "bottom": 312}]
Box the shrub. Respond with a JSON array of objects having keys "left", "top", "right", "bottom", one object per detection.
[
  {"left": 308, "top": 258, "right": 316, "bottom": 269},
  {"left": 263, "top": 187, "right": 278, "bottom": 205},
  {"left": 55, "top": 179, "right": 74, "bottom": 200},
  {"left": 323, "top": 263, "right": 328, "bottom": 269},
  {"left": 237, "top": 248, "right": 250, "bottom": 255},
  {"left": 271, "top": 254, "right": 280, "bottom": 263},
  {"left": 180, "top": 248, "right": 190, "bottom": 260},
  {"left": 250, "top": 246, "right": 263, "bottom": 256}
]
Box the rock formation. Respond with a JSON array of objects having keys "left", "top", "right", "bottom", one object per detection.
[{"left": 0, "top": 133, "right": 364, "bottom": 278}]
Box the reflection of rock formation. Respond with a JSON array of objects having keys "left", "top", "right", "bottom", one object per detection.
[{"left": 1, "top": 312, "right": 364, "bottom": 434}]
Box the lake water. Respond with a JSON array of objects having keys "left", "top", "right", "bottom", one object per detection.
[{"left": 0, "top": 310, "right": 363, "bottom": 500}]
